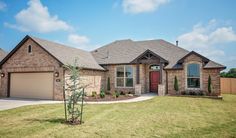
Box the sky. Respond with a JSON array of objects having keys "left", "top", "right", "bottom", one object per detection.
[{"left": 0, "top": 0, "right": 235, "bottom": 70}]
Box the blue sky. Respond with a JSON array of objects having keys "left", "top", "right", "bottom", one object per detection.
[{"left": 0, "top": 0, "right": 235, "bottom": 70}]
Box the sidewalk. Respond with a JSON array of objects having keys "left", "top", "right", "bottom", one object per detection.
[{"left": 85, "top": 93, "right": 157, "bottom": 104}]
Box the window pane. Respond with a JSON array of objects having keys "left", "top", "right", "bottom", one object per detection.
[
  {"left": 187, "top": 78, "right": 200, "bottom": 88},
  {"left": 116, "top": 66, "right": 124, "bottom": 77},
  {"left": 126, "top": 78, "right": 133, "bottom": 87},
  {"left": 117, "top": 78, "right": 124, "bottom": 87},
  {"left": 125, "top": 66, "right": 133, "bottom": 77},
  {"left": 188, "top": 64, "right": 200, "bottom": 77}
]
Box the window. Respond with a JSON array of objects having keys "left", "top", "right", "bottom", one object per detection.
[
  {"left": 149, "top": 65, "right": 160, "bottom": 71},
  {"left": 187, "top": 63, "right": 200, "bottom": 88},
  {"left": 116, "top": 65, "right": 133, "bottom": 87},
  {"left": 28, "top": 45, "right": 32, "bottom": 53}
]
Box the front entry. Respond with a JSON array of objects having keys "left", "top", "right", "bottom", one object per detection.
[{"left": 150, "top": 71, "right": 159, "bottom": 93}]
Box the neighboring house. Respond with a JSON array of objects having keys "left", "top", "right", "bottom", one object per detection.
[{"left": 0, "top": 35, "right": 225, "bottom": 100}]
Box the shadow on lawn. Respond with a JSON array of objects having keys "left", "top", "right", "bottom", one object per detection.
[{"left": 25, "top": 118, "right": 65, "bottom": 124}]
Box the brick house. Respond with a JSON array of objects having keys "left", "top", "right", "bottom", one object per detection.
[{"left": 0, "top": 35, "right": 225, "bottom": 100}]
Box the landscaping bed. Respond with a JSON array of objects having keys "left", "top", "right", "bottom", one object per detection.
[
  {"left": 84, "top": 94, "right": 138, "bottom": 102},
  {"left": 170, "top": 94, "right": 223, "bottom": 100}
]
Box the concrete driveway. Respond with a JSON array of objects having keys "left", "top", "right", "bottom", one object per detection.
[{"left": 0, "top": 98, "right": 62, "bottom": 111}]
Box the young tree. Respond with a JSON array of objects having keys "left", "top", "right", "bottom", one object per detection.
[
  {"left": 208, "top": 75, "right": 212, "bottom": 94},
  {"left": 64, "top": 59, "right": 85, "bottom": 125},
  {"left": 174, "top": 76, "right": 179, "bottom": 94}
]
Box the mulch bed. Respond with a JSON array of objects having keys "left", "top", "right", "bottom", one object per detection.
[
  {"left": 84, "top": 94, "right": 139, "bottom": 102},
  {"left": 169, "top": 94, "right": 223, "bottom": 100}
]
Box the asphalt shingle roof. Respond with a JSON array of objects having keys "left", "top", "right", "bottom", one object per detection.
[
  {"left": 91, "top": 39, "right": 225, "bottom": 69},
  {"left": 31, "top": 36, "right": 105, "bottom": 70}
]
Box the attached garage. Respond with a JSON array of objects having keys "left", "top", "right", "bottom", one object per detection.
[{"left": 10, "top": 73, "right": 54, "bottom": 99}]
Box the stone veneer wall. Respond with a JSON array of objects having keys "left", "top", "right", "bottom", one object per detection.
[
  {"left": 166, "top": 54, "right": 221, "bottom": 95},
  {"left": 0, "top": 39, "right": 64, "bottom": 100}
]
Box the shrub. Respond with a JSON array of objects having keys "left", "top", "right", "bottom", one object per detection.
[
  {"left": 115, "top": 91, "right": 120, "bottom": 98},
  {"left": 181, "top": 91, "right": 186, "bottom": 95},
  {"left": 120, "top": 91, "right": 125, "bottom": 95},
  {"left": 92, "top": 91, "right": 97, "bottom": 97},
  {"left": 174, "top": 76, "right": 179, "bottom": 94},
  {"left": 107, "top": 77, "right": 111, "bottom": 91},
  {"left": 208, "top": 75, "right": 212, "bottom": 94},
  {"left": 100, "top": 89, "right": 105, "bottom": 98}
]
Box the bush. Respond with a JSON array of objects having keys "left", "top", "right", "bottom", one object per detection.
[
  {"left": 208, "top": 75, "right": 212, "bottom": 94},
  {"left": 181, "top": 91, "right": 186, "bottom": 95},
  {"left": 92, "top": 91, "right": 97, "bottom": 97},
  {"left": 120, "top": 91, "right": 125, "bottom": 95},
  {"left": 115, "top": 91, "right": 120, "bottom": 98},
  {"left": 107, "top": 77, "right": 111, "bottom": 91},
  {"left": 100, "top": 90, "right": 105, "bottom": 98},
  {"left": 174, "top": 76, "right": 179, "bottom": 93}
]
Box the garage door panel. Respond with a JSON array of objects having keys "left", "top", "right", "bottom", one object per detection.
[{"left": 10, "top": 73, "right": 53, "bottom": 99}]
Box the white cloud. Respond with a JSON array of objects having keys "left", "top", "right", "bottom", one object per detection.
[
  {"left": 0, "top": 1, "right": 6, "bottom": 11},
  {"left": 68, "top": 34, "right": 90, "bottom": 47},
  {"left": 122, "top": 0, "right": 169, "bottom": 14},
  {"left": 177, "top": 20, "right": 236, "bottom": 60},
  {"left": 5, "top": 0, "right": 72, "bottom": 33}
]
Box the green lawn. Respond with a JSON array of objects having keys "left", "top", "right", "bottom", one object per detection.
[{"left": 0, "top": 95, "right": 236, "bottom": 138}]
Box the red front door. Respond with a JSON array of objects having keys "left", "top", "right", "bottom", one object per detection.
[{"left": 150, "top": 71, "right": 159, "bottom": 93}]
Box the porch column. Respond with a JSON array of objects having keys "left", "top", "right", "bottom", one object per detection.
[
  {"left": 159, "top": 63, "right": 163, "bottom": 84},
  {"left": 136, "top": 63, "right": 140, "bottom": 84}
]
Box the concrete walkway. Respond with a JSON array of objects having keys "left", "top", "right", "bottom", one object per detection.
[
  {"left": 85, "top": 93, "right": 156, "bottom": 104},
  {"left": 0, "top": 98, "right": 62, "bottom": 111},
  {"left": 0, "top": 93, "right": 156, "bottom": 111}
]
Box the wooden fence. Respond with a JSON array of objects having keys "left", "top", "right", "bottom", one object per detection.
[{"left": 220, "top": 78, "right": 236, "bottom": 94}]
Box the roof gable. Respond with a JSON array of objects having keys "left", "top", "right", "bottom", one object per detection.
[
  {"left": 130, "top": 49, "right": 168, "bottom": 63},
  {"left": 0, "top": 35, "right": 63, "bottom": 68},
  {"left": 0, "top": 35, "right": 105, "bottom": 71},
  {"left": 177, "top": 51, "right": 209, "bottom": 64}
]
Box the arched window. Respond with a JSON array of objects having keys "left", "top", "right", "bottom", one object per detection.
[
  {"left": 187, "top": 63, "right": 200, "bottom": 88},
  {"left": 149, "top": 65, "right": 160, "bottom": 71}
]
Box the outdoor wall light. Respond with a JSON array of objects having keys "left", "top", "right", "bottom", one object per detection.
[
  {"left": 1, "top": 73, "right": 5, "bottom": 78},
  {"left": 54, "top": 72, "right": 59, "bottom": 77}
]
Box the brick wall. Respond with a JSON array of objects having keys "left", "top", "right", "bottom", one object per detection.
[
  {"left": 166, "top": 54, "right": 221, "bottom": 95},
  {"left": 0, "top": 39, "right": 64, "bottom": 100},
  {"left": 64, "top": 69, "right": 106, "bottom": 96}
]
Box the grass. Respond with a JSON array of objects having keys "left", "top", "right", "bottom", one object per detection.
[{"left": 0, "top": 94, "right": 236, "bottom": 138}]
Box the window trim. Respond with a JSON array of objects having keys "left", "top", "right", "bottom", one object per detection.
[
  {"left": 186, "top": 62, "right": 201, "bottom": 89},
  {"left": 115, "top": 65, "right": 134, "bottom": 88}
]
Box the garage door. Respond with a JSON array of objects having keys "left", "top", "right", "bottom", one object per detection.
[{"left": 10, "top": 73, "right": 54, "bottom": 99}]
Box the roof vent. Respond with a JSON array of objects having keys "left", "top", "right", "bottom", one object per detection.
[{"left": 176, "top": 40, "right": 179, "bottom": 46}]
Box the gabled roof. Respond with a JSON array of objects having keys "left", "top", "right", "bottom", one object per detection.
[
  {"left": 91, "top": 39, "right": 225, "bottom": 69},
  {"left": 0, "top": 48, "right": 7, "bottom": 62},
  {"left": 130, "top": 49, "right": 168, "bottom": 63},
  {"left": 91, "top": 39, "right": 189, "bottom": 69},
  {"left": 0, "top": 35, "right": 105, "bottom": 71},
  {"left": 177, "top": 51, "right": 209, "bottom": 64}
]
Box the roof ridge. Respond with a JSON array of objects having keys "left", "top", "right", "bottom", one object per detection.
[
  {"left": 157, "top": 39, "right": 190, "bottom": 53},
  {"left": 30, "top": 35, "right": 89, "bottom": 53}
]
